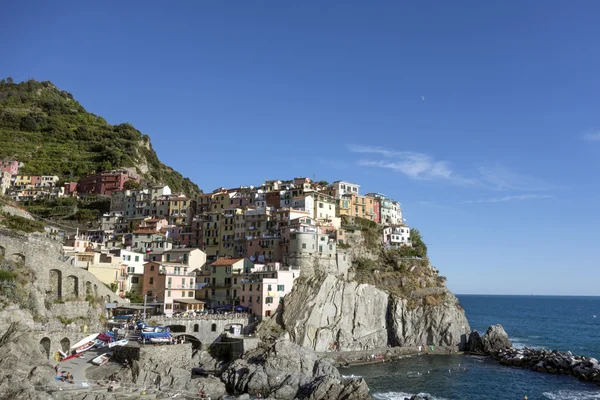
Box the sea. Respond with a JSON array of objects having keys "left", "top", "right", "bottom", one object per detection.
[{"left": 343, "top": 295, "right": 600, "bottom": 400}]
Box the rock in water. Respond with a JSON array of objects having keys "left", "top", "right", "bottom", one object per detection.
[
  {"left": 481, "top": 324, "right": 512, "bottom": 353},
  {"left": 221, "top": 339, "right": 370, "bottom": 399},
  {"left": 466, "top": 330, "right": 485, "bottom": 353}
]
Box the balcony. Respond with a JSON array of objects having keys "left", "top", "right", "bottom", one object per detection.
[
  {"left": 159, "top": 269, "right": 196, "bottom": 276},
  {"left": 167, "top": 284, "right": 197, "bottom": 290}
]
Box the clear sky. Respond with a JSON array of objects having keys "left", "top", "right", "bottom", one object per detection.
[{"left": 2, "top": 1, "right": 599, "bottom": 295}]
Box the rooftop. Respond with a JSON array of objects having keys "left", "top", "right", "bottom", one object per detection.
[{"left": 211, "top": 257, "right": 245, "bottom": 266}]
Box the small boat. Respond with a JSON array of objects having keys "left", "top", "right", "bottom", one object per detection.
[
  {"left": 97, "top": 333, "right": 114, "bottom": 343},
  {"left": 108, "top": 339, "right": 129, "bottom": 348},
  {"left": 149, "top": 337, "right": 171, "bottom": 344},
  {"left": 93, "top": 339, "right": 108, "bottom": 348},
  {"left": 70, "top": 334, "right": 99, "bottom": 351},
  {"left": 75, "top": 340, "right": 96, "bottom": 353},
  {"left": 61, "top": 352, "right": 84, "bottom": 362},
  {"left": 142, "top": 326, "right": 168, "bottom": 333},
  {"left": 91, "top": 352, "right": 112, "bottom": 366}
]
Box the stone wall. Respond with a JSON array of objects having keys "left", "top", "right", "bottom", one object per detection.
[
  {"left": 50, "top": 301, "right": 100, "bottom": 320},
  {"left": 154, "top": 317, "right": 251, "bottom": 347},
  {"left": 113, "top": 344, "right": 141, "bottom": 363},
  {"left": 0, "top": 228, "right": 123, "bottom": 319},
  {"left": 139, "top": 342, "right": 193, "bottom": 370},
  {"left": 0, "top": 203, "right": 34, "bottom": 220}
]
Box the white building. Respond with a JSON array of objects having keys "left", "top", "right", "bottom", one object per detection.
[
  {"left": 383, "top": 225, "right": 412, "bottom": 248},
  {"left": 330, "top": 181, "right": 360, "bottom": 199},
  {"left": 112, "top": 249, "right": 146, "bottom": 294},
  {"left": 240, "top": 268, "right": 300, "bottom": 318}
]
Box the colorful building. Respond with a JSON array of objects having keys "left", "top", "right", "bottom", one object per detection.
[
  {"left": 0, "top": 160, "right": 18, "bottom": 176},
  {"left": 142, "top": 261, "right": 202, "bottom": 316},
  {"left": 77, "top": 170, "right": 141, "bottom": 197}
]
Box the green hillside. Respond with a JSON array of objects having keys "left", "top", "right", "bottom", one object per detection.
[{"left": 0, "top": 78, "right": 201, "bottom": 197}]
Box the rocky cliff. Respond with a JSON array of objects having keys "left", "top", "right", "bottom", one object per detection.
[{"left": 279, "top": 273, "right": 469, "bottom": 352}]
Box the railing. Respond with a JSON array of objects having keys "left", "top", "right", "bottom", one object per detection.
[{"left": 167, "top": 284, "right": 196, "bottom": 289}]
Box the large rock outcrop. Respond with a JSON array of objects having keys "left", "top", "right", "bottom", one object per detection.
[
  {"left": 282, "top": 274, "right": 389, "bottom": 351},
  {"left": 480, "top": 324, "right": 512, "bottom": 353},
  {"left": 280, "top": 274, "right": 470, "bottom": 352},
  {"left": 0, "top": 312, "right": 55, "bottom": 400},
  {"left": 221, "top": 339, "right": 370, "bottom": 399}
]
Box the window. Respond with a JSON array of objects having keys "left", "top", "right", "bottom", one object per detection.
[
  {"left": 234, "top": 278, "right": 237, "bottom": 284},
  {"left": 188, "top": 291, "right": 193, "bottom": 297},
  {"left": 134, "top": 255, "right": 139, "bottom": 262},
  {"left": 241, "top": 296, "right": 245, "bottom": 302},
  {"left": 212, "top": 266, "right": 216, "bottom": 273},
  {"left": 182, "top": 291, "right": 186, "bottom": 297},
  {"left": 165, "top": 304, "right": 172, "bottom": 309},
  {"left": 302, "top": 243, "right": 306, "bottom": 249},
  {"left": 194, "top": 324, "right": 199, "bottom": 332},
  {"left": 319, "top": 245, "right": 323, "bottom": 252},
  {"left": 256, "top": 296, "right": 261, "bottom": 302},
  {"left": 166, "top": 254, "right": 171, "bottom": 262},
  {"left": 150, "top": 265, "right": 155, "bottom": 271},
  {"left": 149, "top": 277, "right": 154, "bottom": 284},
  {"left": 131, "top": 277, "right": 139, "bottom": 283},
  {"left": 167, "top": 290, "right": 171, "bottom": 297},
  {"left": 211, "top": 323, "right": 217, "bottom": 332},
  {"left": 277, "top": 284, "right": 285, "bottom": 291},
  {"left": 265, "top": 297, "right": 273, "bottom": 304},
  {"left": 147, "top": 291, "right": 153, "bottom": 297},
  {"left": 319, "top": 203, "right": 323, "bottom": 208},
  {"left": 267, "top": 284, "right": 272, "bottom": 291}
]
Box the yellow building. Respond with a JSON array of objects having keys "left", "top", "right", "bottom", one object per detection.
[
  {"left": 14, "top": 175, "right": 32, "bottom": 187},
  {"left": 336, "top": 194, "right": 378, "bottom": 222},
  {"left": 200, "top": 257, "right": 253, "bottom": 308},
  {"left": 168, "top": 195, "right": 192, "bottom": 225}
]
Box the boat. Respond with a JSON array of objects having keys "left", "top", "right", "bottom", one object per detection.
[
  {"left": 140, "top": 330, "right": 171, "bottom": 343},
  {"left": 75, "top": 340, "right": 96, "bottom": 353},
  {"left": 91, "top": 352, "right": 112, "bottom": 366},
  {"left": 108, "top": 339, "right": 129, "bottom": 348},
  {"left": 149, "top": 337, "right": 171, "bottom": 344},
  {"left": 97, "top": 332, "right": 114, "bottom": 343},
  {"left": 93, "top": 339, "right": 108, "bottom": 348},
  {"left": 70, "top": 333, "right": 99, "bottom": 351},
  {"left": 61, "top": 352, "right": 84, "bottom": 362}
]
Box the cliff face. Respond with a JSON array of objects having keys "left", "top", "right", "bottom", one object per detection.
[{"left": 280, "top": 274, "right": 470, "bottom": 352}]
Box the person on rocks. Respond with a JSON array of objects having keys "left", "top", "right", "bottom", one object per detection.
[{"left": 54, "top": 364, "right": 59, "bottom": 374}]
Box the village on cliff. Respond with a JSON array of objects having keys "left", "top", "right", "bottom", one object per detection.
[{"left": 0, "top": 160, "right": 412, "bottom": 318}]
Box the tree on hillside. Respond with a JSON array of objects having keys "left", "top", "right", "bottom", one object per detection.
[
  {"left": 410, "top": 228, "right": 428, "bottom": 258},
  {"left": 123, "top": 180, "right": 141, "bottom": 190}
]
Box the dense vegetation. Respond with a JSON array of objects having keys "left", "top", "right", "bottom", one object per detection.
[
  {"left": 0, "top": 78, "right": 201, "bottom": 197},
  {"left": 0, "top": 212, "right": 45, "bottom": 233}
]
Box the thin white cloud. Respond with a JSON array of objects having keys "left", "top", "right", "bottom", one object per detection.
[
  {"left": 349, "top": 145, "right": 473, "bottom": 185},
  {"left": 478, "top": 165, "right": 555, "bottom": 192},
  {"left": 582, "top": 129, "right": 600, "bottom": 141},
  {"left": 421, "top": 96, "right": 425, "bottom": 101},
  {"left": 461, "top": 194, "right": 555, "bottom": 204}
]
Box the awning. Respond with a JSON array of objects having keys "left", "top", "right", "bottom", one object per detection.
[
  {"left": 114, "top": 305, "right": 154, "bottom": 310},
  {"left": 173, "top": 299, "right": 206, "bottom": 305}
]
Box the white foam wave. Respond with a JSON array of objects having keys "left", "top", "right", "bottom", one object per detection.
[
  {"left": 373, "top": 392, "right": 447, "bottom": 400},
  {"left": 341, "top": 374, "right": 362, "bottom": 379},
  {"left": 543, "top": 390, "right": 600, "bottom": 399}
]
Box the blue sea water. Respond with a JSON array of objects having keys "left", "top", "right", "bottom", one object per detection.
[{"left": 344, "top": 295, "right": 600, "bottom": 400}]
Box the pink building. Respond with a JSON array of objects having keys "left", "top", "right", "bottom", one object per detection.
[
  {"left": 77, "top": 170, "right": 141, "bottom": 197},
  {"left": 239, "top": 268, "right": 300, "bottom": 318},
  {"left": 64, "top": 182, "right": 78, "bottom": 195},
  {"left": 0, "top": 160, "right": 18, "bottom": 176}
]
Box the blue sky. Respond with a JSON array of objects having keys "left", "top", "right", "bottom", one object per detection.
[{"left": 2, "top": 1, "right": 599, "bottom": 295}]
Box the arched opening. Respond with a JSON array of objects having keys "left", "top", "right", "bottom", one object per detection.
[
  {"left": 194, "top": 324, "right": 199, "bottom": 332},
  {"left": 11, "top": 253, "right": 25, "bottom": 264},
  {"left": 0, "top": 245, "right": 5, "bottom": 260},
  {"left": 60, "top": 337, "right": 70, "bottom": 353},
  {"left": 93, "top": 284, "right": 98, "bottom": 297},
  {"left": 85, "top": 281, "right": 92, "bottom": 296},
  {"left": 211, "top": 323, "right": 217, "bottom": 332},
  {"left": 166, "top": 325, "right": 186, "bottom": 333},
  {"left": 39, "top": 337, "right": 51, "bottom": 359},
  {"left": 174, "top": 334, "right": 202, "bottom": 350},
  {"left": 66, "top": 275, "right": 79, "bottom": 298},
  {"left": 49, "top": 269, "right": 62, "bottom": 299}
]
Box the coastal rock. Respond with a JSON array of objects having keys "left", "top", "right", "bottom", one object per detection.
[
  {"left": 282, "top": 274, "right": 389, "bottom": 351},
  {"left": 0, "top": 321, "right": 55, "bottom": 400},
  {"left": 220, "top": 339, "right": 370, "bottom": 399},
  {"left": 466, "top": 330, "right": 484, "bottom": 353},
  {"left": 281, "top": 274, "right": 470, "bottom": 352},
  {"left": 481, "top": 325, "right": 512, "bottom": 353},
  {"left": 388, "top": 293, "right": 470, "bottom": 349}
]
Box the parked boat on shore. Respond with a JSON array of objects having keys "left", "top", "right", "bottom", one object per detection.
[
  {"left": 71, "top": 333, "right": 99, "bottom": 354},
  {"left": 108, "top": 339, "right": 129, "bottom": 348},
  {"left": 91, "top": 352, "right": 112, "bottom": 366}
]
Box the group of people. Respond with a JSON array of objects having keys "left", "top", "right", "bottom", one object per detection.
[{"left": 54, "top": 364, "right": 74, "bottom": 384}]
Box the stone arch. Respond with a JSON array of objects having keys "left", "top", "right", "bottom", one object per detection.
[
  {"left": 49, "top": 269, "right": 62, "bottom": 299},
  {"left": 66, "top": 275, "right": 79, "bottom": 298},
  {"left": 193, "top": 323, "right": 199, "bottom": 332},
  {"left": 211, "top": 323, "right": 217, "bottom": 332},
  {"left": 11, "top": 253, "right": 25, "bottom": 264},
  {"left": 174, "top": 334, "right": 201, "bottom": 350},
  {"left": 39, "top": 337, "right": 51, "bottom": 359},
  {"left": 60, "top": 337, "right": 70, "bottom": 353},
  {"left": 166, "top": 325, "right": 186, "bottom": 333},
  {"left": 85, "top": 281, "right": 92, "bottom": 296}
]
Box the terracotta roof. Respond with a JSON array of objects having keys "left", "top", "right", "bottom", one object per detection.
[{"left": 211, "top": 257, "right": 245, "bottom": 266}]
